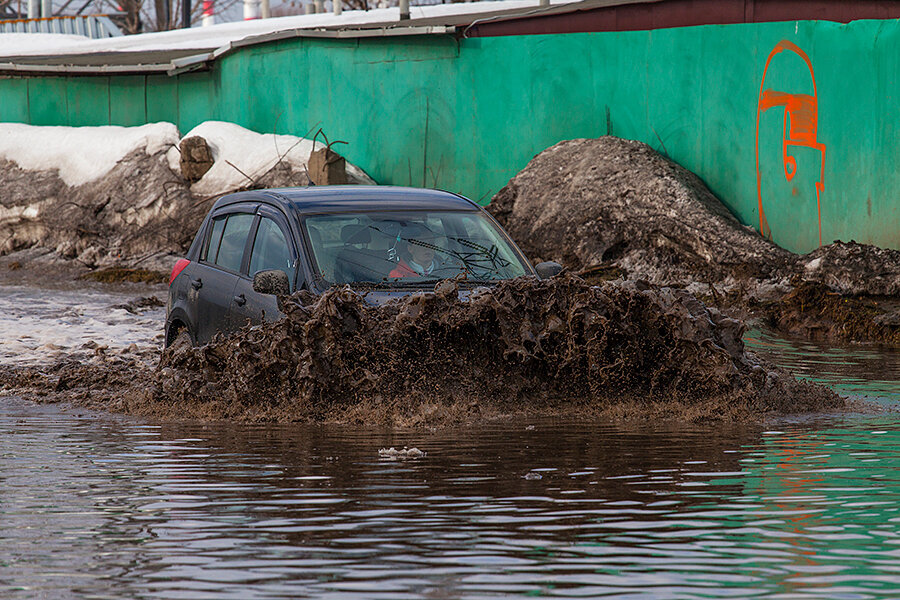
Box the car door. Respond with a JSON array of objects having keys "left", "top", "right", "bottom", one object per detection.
[
  {"left": 192, "top": 207, "right": 257, "bottom": 344},
  {"left": 229, "top": 207, "right": 297, "bottom": 330}
]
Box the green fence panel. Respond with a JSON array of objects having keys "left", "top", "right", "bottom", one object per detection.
[
  {"left": 110, "top": 76, "right": 147, "bottom": 126},
  {"left": 0, "top": 77, "right": 30, "bottom": 122},
  {"left": 145, "top": 75, "right": 179, "bottom": 127},
  {"left": 66, "top": 76, "right": 110, "bottom": 126},
  {"left": 177, "top": 72, "right": 215, "bottom": 133},
  {"left": 1, "top": 19, "right": 898, "bottom": 252},
  {"left": 26, "top": 77, "right": 69, "bottom": 126}
]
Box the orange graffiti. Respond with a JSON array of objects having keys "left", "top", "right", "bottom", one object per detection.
[{"left": 755, "top": 40, "right": 826, "bottom": 246}]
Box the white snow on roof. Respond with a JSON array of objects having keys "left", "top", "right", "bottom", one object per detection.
[
  {"left": 0, "top": 33, "right": 95, "bottom": 56},
  {"left": 0, "top": 0, "right": 577, "bottom": 59},
  {"left": 0, "top": 122, "right": 180, "bottom": 186},
  {"left": 168, "top": 121, "right": 374, "bottom": 197}
]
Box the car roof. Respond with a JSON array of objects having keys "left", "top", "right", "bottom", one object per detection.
[{"left": 212, "top": 186, "right": 480, "bottom": 215}]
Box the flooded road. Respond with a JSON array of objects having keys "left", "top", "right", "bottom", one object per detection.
[
  {"left": 0, "top": 281, "right": 165, "bottom": 366},
  {"left": 2, "top": 282, "right": 900, "bottom": 599}
]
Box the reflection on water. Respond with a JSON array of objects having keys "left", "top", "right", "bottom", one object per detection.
[
  {"left": 745, "top": 328, "right": 900, "bottom": 402},
  {"left": 1, "top": 396, "right": 899, "bottom": 599}
]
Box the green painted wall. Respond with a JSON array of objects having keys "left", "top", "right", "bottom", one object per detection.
[{"left": 1, "top": 19, "right": 898, "bottom": 253}]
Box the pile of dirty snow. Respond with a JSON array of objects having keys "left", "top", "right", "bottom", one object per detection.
[
  {"left": 0, "top": 122, "right": 191, "bottom": 268},
  {"left": 489, "top": 137, "right": 795, "bottom": 289},
  {"left": 798, "top": 241, "right": 900, "bottom": 297},
  {"left": 488, "top": 137, "right": 900, "bottom": 345},
  {"left": 0, "top": 121, "right": 374, "bottom": 270},
  {"left": 0, "top": 122, "right": 179, "bottom": 187}
]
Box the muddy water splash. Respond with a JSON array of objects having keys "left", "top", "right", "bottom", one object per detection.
[{"left": 126, "top": 274, "right": 838, "bottom": 425}]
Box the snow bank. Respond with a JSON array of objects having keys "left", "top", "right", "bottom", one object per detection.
[
  {"left": 0, "top": 120, "right": 375, "bottom": 267},
  {"left": 0, "top": 122, "right": 179, "bottom": 187},
  {"left": 168, "top": 121, "right": 374, "bottom": 197}
]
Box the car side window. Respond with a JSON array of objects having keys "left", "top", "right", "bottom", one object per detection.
[
  {"left": 249, "top": 217, "right": 293, "bottom": 277},
  {"left": 202, "top": 215, "right": 227, "bottom": 262},
  {"left": 213, "top": 213, "right": 255, "bottom": 273}
]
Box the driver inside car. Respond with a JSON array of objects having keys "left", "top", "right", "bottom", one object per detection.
[{"left": 388, "top": 223, "right": 445, "bottom": 278}]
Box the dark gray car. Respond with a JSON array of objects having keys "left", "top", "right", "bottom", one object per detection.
[{"left": 165, "top": 186, "right": 558, "bottom": 347}]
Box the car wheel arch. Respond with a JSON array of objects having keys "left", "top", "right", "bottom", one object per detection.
[{"left": 165, "top": 313, "right": 194, "bottom": 348}]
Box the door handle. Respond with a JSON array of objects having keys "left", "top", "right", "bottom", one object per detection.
[
  {"left": 190, "top": 278, "right": 202, "bottom": 290},
  {"left": 233, "top": 294, "right": 246, "bottom": 306}
]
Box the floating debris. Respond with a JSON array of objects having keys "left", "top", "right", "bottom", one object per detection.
[
  {"left": 110, "top": 296, "right": 165, "bottom": 315},
  {"left": 524, "top": 472, "right": 543, "bottom": 480},
  {"left": 379, "top": 446, "right": 427, "bottom": 460},
  {"left": 83, "top": 268, "right": 168, "bottom": 285}
]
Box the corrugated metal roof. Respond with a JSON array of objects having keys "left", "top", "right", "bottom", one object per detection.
[{"left": 0, "top": 15, "right": 122, "bottom": 38}]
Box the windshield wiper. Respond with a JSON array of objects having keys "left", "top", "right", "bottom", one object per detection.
[
  {"left": 331, "top": 280, "right": 396, "bottom": 289},
  {"left": 394, "top": 278, "right": 444, "bottom": 287}
]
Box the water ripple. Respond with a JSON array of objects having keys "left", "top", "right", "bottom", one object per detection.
[{"left": 1, "top": 398, "right": 899, "bottom": 599}]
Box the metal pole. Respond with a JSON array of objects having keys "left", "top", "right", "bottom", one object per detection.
[
  {"left": 314, "top": 0, "right": 323, "bottom": 12},
  {"left": 398, "top": 0, "right": 408, "bottom": 19},
  {"left": 40, "top": 0, "right": 49, "bottom": 18},
  {"left": 182, "top": 0, "right": 191, "bottom": 27},
  {"left": 202, "top": 0, "right": 213, "bottom": 25},
  {"left": 260, "top": 0, "right": 269, "bottom": 18},
  {"left": 332, "top": 0, "right": 340, "bottom": 15},
  {"left": 27, "top": 0, "right": 37, "bottom": 19}
]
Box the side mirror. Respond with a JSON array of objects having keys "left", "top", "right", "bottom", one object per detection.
[
  {"left": 252, "top": 269, "right": 290, "bottom": 295},
  {"left": 535, "top": 261, "right": 563, "bottom": 279},
  {"left": 534, "top": 260, "right": 562, "bottom": 279}
]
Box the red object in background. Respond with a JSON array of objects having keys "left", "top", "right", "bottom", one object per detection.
[
  {"left": 169, "top": 259, "right": 190, "bottom": 286},
  {"left": 203, "top": 0, "right": 214, "bottom": 17}
]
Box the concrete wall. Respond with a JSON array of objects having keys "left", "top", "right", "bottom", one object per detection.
[{"left": 1, "top": 19, "right": 898, "bottom": 253}]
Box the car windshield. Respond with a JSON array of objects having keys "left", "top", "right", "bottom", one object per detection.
[{"left": 302, "top": 210, "right": 530, "bottom": 286}]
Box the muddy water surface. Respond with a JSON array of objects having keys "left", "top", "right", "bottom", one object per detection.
[
  {"left": 2, "top": 282, "right": 900, "bottom": 599},
  {"left": 746, "top": 327, "right": 900, "bottom": 402}
]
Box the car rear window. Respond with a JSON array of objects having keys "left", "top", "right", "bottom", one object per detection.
[{"left": 202, "top": 215, "right": 227, "bottom": 262}]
